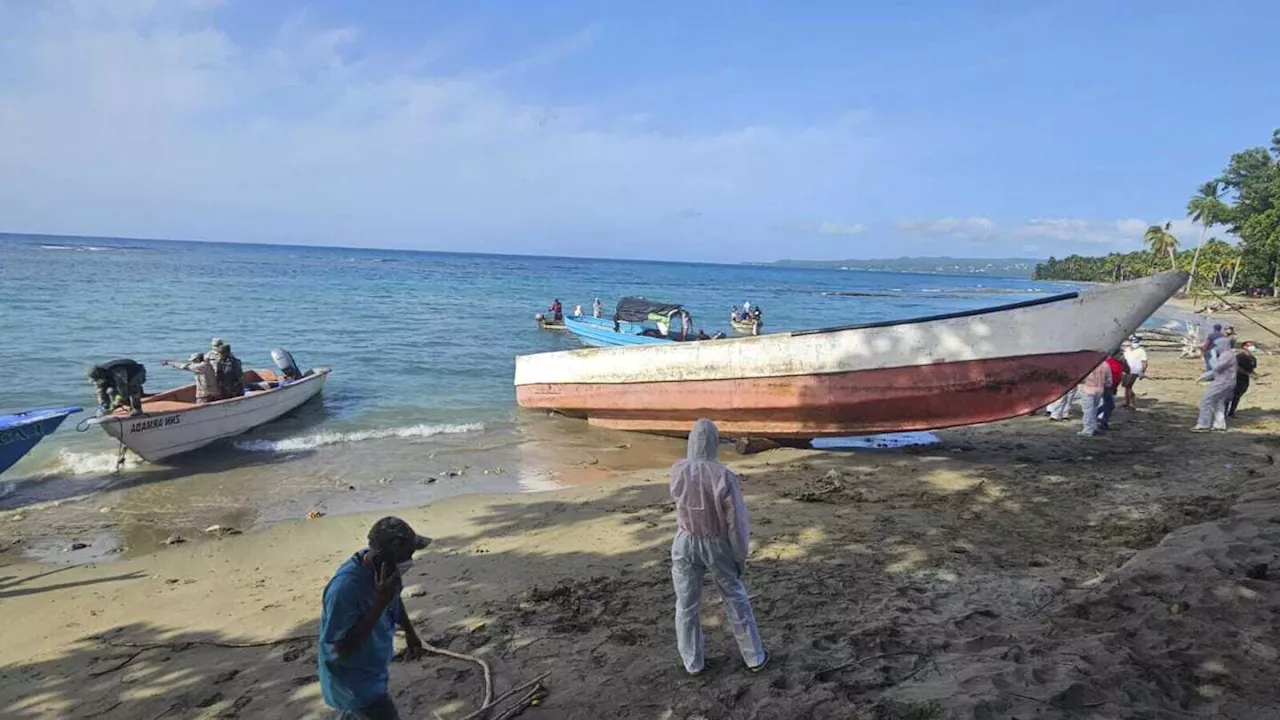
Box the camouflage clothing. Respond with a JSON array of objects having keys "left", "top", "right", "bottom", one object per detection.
[
  {"left": 175, "top": 357, "right": 218, "bottom": 403},
  {"left": 217, "top": 349, "right": 245, "bottom": 399},
  {"left": 88, "top": 359, "right": 146, "bottom": 414},
  {"left": 208, "top": 339, "right": 245, "bottom": 399}
]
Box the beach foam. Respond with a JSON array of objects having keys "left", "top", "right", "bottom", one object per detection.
[
  {"left": 39, "top": 448, "right": 142, "bottom": 477},
  {"left": 234, "top": 422, "right": 485, "bottom": 453}
]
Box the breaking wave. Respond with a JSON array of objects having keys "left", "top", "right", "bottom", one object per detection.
[
  {"left": 37, "top": 449, "right": 142, "bottom": 477},
  {"left": 234, "top": 423, "right": 485, "bottom": 453}
]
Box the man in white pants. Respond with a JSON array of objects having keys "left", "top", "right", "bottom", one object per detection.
[{"left": 669, "top": 419, "right": 768, "bottom": 675}]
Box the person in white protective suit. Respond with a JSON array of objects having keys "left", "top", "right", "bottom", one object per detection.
[
  {"left": 1193, "top": 336, "right": 1238, "bottom": 432},
  {"left": 669, "top": 419, "right": 769, "bottom": 675}
]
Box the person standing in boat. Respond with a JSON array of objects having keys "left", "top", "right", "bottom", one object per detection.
[
  {"left": 162, "top": 352, "right": 218, "bottom": 403},
  {"left": 210, "top": 338, "right": 246, "bottom": 399},
  {"left": 87, "top": 358, "right": 146, "bottom": 416},
  {"left": 670, "top": 419, "right": 769, "bottom": 675},
  {"left": 593, "top": 298, "right": 603, "bottom": 318},
  {"left": 548, "top": 299, "right": 563, "bottom": 323}
]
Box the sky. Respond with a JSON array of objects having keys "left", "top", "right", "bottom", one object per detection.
[{"left": 1, "top": 0, "right": 1276, "bottom": 262}]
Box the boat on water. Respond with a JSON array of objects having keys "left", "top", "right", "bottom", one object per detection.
[
  {"left": 564, "top": 297, "right": 695, "bottom": 347},
  {"left": 515, "top": 272, "right": 1188, "bottom": 438},
  {"left": 729, "top": 317, "right": 762, "bottom": 335},
  {"left": 90, "top": 365, "right": 329, "bottom": 462},
  {"left": 730, "top": 303, "right": 763, "bottom": 335},
  {"left": 535, "top": 313, "right": 567, "bottom": 331},
  {"left": 0, "top": 407, "right": 82, "bottom": 475}
]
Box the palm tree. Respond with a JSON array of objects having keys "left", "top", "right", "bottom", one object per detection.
[
  {"left": 1143, "top": 222, "right": 1180, "bottom": 271},
  {"left": 1217, "top": 257, "right": 1237, "bottom": 288},
  {"left": 1185, "top": 181, "right": 1225, "bottom": 291}
]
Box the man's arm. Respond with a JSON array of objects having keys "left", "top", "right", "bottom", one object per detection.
[
  {"left": 397, "top": 602, "right": 425, "bottom": 660},
  {"left": 720, "top": 472, "right": 751, "bottom": 568},
  {"left": 333, "top": 563, "right": 399, "bottom": 660}
]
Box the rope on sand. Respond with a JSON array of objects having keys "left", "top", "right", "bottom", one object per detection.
[
  {"left": 88, "top": 630, "right": 548, "bottom": 720},
  {"left": 418, "top": 640, "right": 494, "bottom": 712}
]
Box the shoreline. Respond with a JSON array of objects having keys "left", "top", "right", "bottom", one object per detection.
[{"left": 3, "top": 299, "right": 1279, "bottom": 718}]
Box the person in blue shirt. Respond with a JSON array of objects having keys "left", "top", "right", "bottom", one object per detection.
[{"left": 319, "top": 517, "right": 431, "bottom": 719}]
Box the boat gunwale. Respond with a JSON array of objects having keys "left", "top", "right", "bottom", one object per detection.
[
  {"left": 0, "top": 407, "right": 83, "bottom": 429},
  {"left": 93, "top": 367, "right": 331, "bottom": 426},
  {"left": 792, "top": 289, "right": 1080, "bottom": 336}
]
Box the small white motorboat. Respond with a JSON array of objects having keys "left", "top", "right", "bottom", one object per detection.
[{"left": 91, "top": 365, "right": 329, "bottom": 463}]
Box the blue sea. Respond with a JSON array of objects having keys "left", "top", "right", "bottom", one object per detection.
[{"left": 0, "top": 233, "right": 1085, "bottom": 560}]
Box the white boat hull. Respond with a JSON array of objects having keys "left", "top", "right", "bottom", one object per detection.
[
  {"left": 97, "top": 369, "right": 329, "bottom": 462},
  {"left": 515, "top": 273, "right": 1187, "bottom": 437}
]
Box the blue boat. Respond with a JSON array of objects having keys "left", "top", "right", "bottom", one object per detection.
[
  {"left": 0, "top": 407, "right": 82, "bottom": 475},
  {"left": 563, "top": 297, "right": 700, "bottom": 348}
]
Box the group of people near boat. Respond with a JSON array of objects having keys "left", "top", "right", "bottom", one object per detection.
[
  {"left": 161, "top": 337, "right": 245, "bottom": 405},
  {"left": 319, "top": 417, "right": 764, "bottom": 718},
  {"left": 1045, "top": 324, "right": 1262, "bottom": 436},
  {"left": 1192, "top": 324, "right": 1261, "bottom": 431},
  {"left": 731, "top": 301, "right": 761, "bottom": 324},
  {"left": 87, "top": 337, "right": 246, "bottom": 416}
]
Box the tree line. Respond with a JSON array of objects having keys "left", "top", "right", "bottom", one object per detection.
[{"left": 1035, "top": 128, "right": 1280, "bottom": 295}]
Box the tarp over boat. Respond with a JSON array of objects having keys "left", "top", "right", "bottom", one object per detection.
[{"left": 614, "top": 297, "right": 684, "bottom": 323}]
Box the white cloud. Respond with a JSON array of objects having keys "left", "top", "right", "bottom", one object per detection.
[
  {"left": 816, "top": 221, "right": 866, "bottom": 236},
  {"left": 894, "top": 217, "right": 997, "bottom": 241},
  {"left": 893, "top": 216, "right": 1234, "bottom": 254},
  {"left": 0, "top": 2, "right": 883, "bottom": 259}
]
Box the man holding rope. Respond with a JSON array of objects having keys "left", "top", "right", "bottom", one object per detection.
[{"left": 319, "top": 517, "right": 431, "bottom": 720}]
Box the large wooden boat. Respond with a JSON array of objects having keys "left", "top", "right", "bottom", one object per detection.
[{"left": 515, "top": 272, "right": 1187, "bottom": 438}]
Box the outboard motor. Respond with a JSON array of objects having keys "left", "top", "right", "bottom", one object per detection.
[{"left": 271, "top": 347, "right": 303, "bottom": 381}]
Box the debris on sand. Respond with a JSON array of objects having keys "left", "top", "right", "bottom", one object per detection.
[
  {"left": 164, "top": 534, "right": 187, "bottom": 546},
  {"left": 203, "top": 525, "right": 242, "bottom": 537}
]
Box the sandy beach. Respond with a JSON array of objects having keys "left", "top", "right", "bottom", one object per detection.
[{"left": 3, "top": 300, "right": 1279, "bottom": 719}]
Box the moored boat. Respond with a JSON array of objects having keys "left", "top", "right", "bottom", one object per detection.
[
  {"left": 729, "top": 316, "right": 762, "bottom": 336},
  {"left": 90, "top": 367, "right": 329, "bottom": 462},
  {"left": 730, "top": 303, "right": 763, "bottom": 335},
  {"left": 564, "top": 297, "right": 695, "bottom": 348},
  {"left": 0, "top": 407, "right": 82, "bottom": 475},
  {"left": 515, "top": 272, "right": 1187, "bottom": 438},
  {"left": 535, "top": 313, "right": 567, "bottom": 331}
]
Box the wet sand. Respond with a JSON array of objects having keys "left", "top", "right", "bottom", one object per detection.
[
  {"left": 2, "top": 300, "right": 1279, "bottom": 718},
  {"left": 0, "top": 413, "right": 687, "bottom": 565}
]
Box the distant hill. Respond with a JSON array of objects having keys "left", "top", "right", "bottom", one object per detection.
[{"left": 757, "top": 256, "right": 1041, "bottom": 277}]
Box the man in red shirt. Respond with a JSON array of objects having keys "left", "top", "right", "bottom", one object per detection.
[{"left": 1098, "top": 350, "right": 1127, "bottom": 430}]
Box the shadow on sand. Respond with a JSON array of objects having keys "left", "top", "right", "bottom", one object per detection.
[{"left": 2, "top": 393, "right": 1278, "bottom": 719}]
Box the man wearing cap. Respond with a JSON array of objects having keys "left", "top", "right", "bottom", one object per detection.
[
  {"left": 162, "top": 352, "right": 218, "bottom": 403},
  {"left": 319, "top": 517, "right": 431, "bottom": 719},
  {"left": 1121, "top": 336, "right": 1148, "bottom": 409},
  {"left": 1202, "top": 324, "right": 1225, "bottom": 371},
  {"left": 208, "top": 337, "right": 245, "bottom": 400}
]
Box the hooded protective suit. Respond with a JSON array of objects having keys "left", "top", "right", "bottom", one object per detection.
[
  {"left": 1196, "top": 336, "right": 1238, "bottom": 430},
  {"left": 669, "top": 419, "right": 766, "bottom": 674}
]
